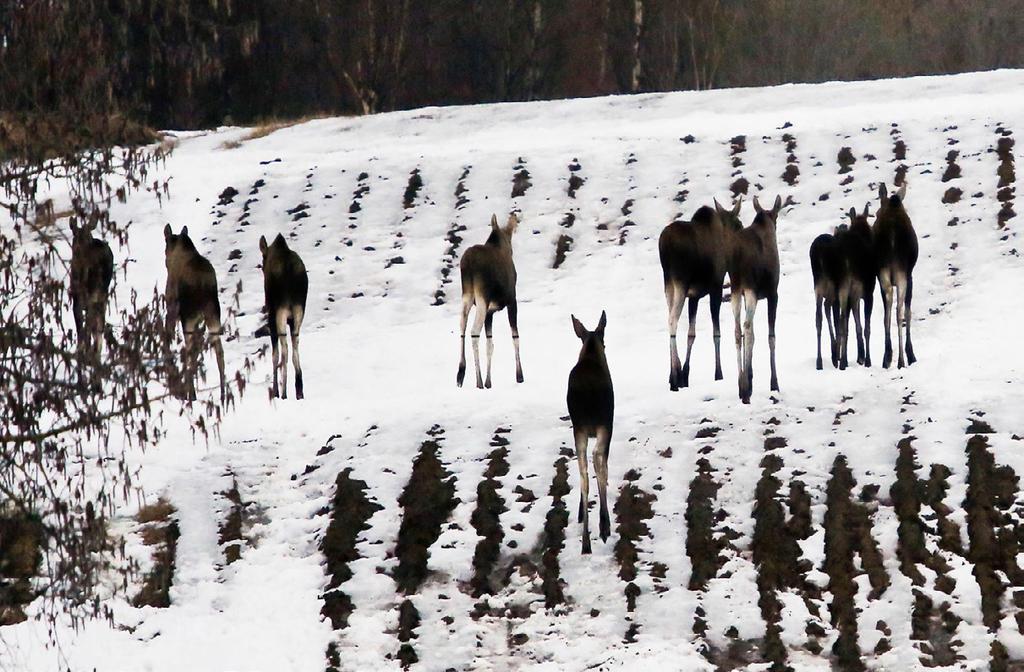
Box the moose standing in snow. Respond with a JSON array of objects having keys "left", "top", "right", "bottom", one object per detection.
[
  {"left": 69, "top": 219, "right": 114, "bottom": 356},
  {"left": 658, "top": 202, "right": 738, "bottom": 390},
  {"left": 729, "top": 195, "right": 782, "bottom": 403},
  {"left": 873, "top": 183, "right": 918, "bottom": 368},
  {"left": 567, "top": 311, "right": 614, "bottom": 555},
  {"left": 456, "top": 213, "right": 524, "bottom": 389},
  {"left": 163, "top": 224, "right": 226, "bottom": 401},
  {"left": 837, "top": 203, "right": 877, "bottom": 368},
  {"left": 257, "top": 234, "right": 308, "bottom": 399}
]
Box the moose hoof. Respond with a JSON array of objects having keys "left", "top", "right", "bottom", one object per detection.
[
  {"left": 816, "top": 359, "right": 823, "bottom": 370},
  {"left": 485, "top": 379, "right": 492, "bottom": 389},
  {"left": 516, "top": 373, "right": 524, "bottom": 383},
  {"left": 582, "top": 539, "right": 592, "bottom": 555},
  {"left": 714, "top": 370, "right": 723, "bottom": 381}
]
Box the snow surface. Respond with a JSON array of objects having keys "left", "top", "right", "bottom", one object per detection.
[{"left": 3, "top": 69, "right": 1024, "bottom": 671}]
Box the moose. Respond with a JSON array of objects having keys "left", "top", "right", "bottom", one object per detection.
[
  {"left": 69, "top": 219, "right": 114, "bottom": 356},
  {"left": 163, "top": 224, "right": 226, "bottom": 401},
  {"left": 256, "top": 234, "right": 308, "bottom": 399},
  {"left": 566, "top": 311, "right": 614, "bottom": 555},
  {"left": 729, "top": 195, "right": 782, "bottom": 403},
  {"left": 838, "top": 203, "right": 877, "bottom": 367},
  {"left": 658, "top": 201, "right": 739, "bottom": 390},
  {"left": 874, "top": 183, "right": 918, "bottom": 368},
  {"left": 456, "top": 213, "right": 524, "bottom": 389}
]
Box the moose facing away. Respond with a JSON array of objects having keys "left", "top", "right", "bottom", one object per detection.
[
  {"left": 69, "top": 219, "right": 114, "bottom": 356},
  {"left": 874, "top": 183, "right": 918, "bottom": 368},
  {"left": 456, "top": 213, "right": 524, "bottom": 389},
  {"left": 658, "top": 202, "right": 736, "bottom": 390},
  {"left": 163, "top": 224, "right": 226, "bottom": 401},
  {"left": 257, "top": 234, "right": 308, "bottom": 399},
  {"left": 566, "top": 311, "right": 614, "bottom": 555},
  {"left": 729, "top": 195, "right": 782, "bottom": 404}
]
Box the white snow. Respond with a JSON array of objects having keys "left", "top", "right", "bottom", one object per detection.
[{"left": 3, "top": 69, "right": 1024, "bottom": 671}]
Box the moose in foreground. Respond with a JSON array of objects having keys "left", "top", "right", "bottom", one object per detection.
[
  {"left": 658, "top": 202, "right": 737, "bottom": 390},
  {"left": 456, "top": 213, "right": 524, "bottom": 389},
  {"left": 256, "top": 234, "right": 308, "bottom": 399},
  {"left": 729, "top": 195, "right": 782, "bottom": 403},
  {"left": 566, "top": 311, "right": 614, "bottom": 555},
  {"left": 874, "top": 183, "right": 918, "bottom": 368},
  {"left": 69, "top": 219, "right": 114, "bottom": 356},
  {"left": 163, "top": 224, "right": 226, "bottom": 401}
]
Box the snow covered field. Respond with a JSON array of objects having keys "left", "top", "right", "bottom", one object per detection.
[{"left": 4, "top": 70, "right": 1024, "bottom": 671}]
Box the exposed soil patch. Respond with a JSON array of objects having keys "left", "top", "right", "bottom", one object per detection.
[
  {"left": 730, "top": 135, "right": 747, "bottom": 167},
  {"left": 567, "top": 159, "right": 585, "bottom": 198},
  {"left": 349, "top": 171, "right": 370, "bottom": 217},
  {"left": 823, "top": 455, "right": 888, "bottom": 670},
  {"left": 402, "top": 168, "right": 423, "bottom": 209},
  {"left": 217, "top": 186, "right": 238, "bottom": 206},
  {"left": 892, "top": 126, "right": 909, "bottom": 185},
  {"left": 996, "top": 130, "right": 1016, "bottom": 229},
  {"left": 781, "top": 132, "right": 800, "bottom": 185},
  {"left": 433, "top": 166, "right": 471, "bottom": 305},
  {"left": 539, "top": 456, "right": 571, "bottom": 608},
  {"left": 752, "top": 450, "right": 806, "bottom": 671},
  {"left": 837, "top": 147, "right": 856, "bottom": 174},
  {"left": 553, "top": 233, "right": 573, "bottom": 269},
  {"left": 686, "top": 458, "right": 724, "bottom": 590},
  {"left": 321, "top": 468, "right": 382, "bottom": 630},
  {"left": 469, "top": 431, "right": 511, "bottom": 597},
  {"left": 730, "top": 177, "right": 749, "bottom": 197},
  {"left": 964, "top": 431, "right": 1022, "bottom": 631},
  {"left": 941, "top": 150, "right": 962, "bottom": 182},
  {"left": 133, "top": 499, "right": 179, "bottom": 608},
  {"left": 393, "top": 431, "right": 459, "bottom": 666},
  {"left": 218, "top": 477, "right": 244, "bottom": 565},
  {"left": 511, "top": 158, "right": 532, "bottom": 198},
  {"left": 613, "top": 469, "right": 655, "bottom": 616},
  {"left": 942, "top": 187, "right": 962, "bottom": 204}
]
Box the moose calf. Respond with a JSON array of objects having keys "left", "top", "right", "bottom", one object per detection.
[
  {"left": 163, "top": 225, "right": 226, "bottom": 401},
  {"left": 567, "top": 311, "right": 614, "bottom": 555},
  {"left": 258, "top": 234, "right": 308, "bottom": 399},
  {"left": 69, "top": 220, "right": 114, "bottom": 356}
]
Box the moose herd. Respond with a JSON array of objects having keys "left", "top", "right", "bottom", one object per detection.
[{"left": 65, "top": 180, "right": 919, "bottom": 555}]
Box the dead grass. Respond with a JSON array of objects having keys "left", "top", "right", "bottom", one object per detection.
[{"left": 220, "top": 113, "right": 333, "bottom": 150}]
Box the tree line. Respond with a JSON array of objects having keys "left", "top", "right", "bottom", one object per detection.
[{"left": 2, "top": 0, "right": 1023, "bottom": 130}]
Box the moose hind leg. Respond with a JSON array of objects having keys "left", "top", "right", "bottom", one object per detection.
[
  {"left": 290, "top": 306, "right": 305, "bottom": 399},
  {"left": 574, "top": 427, "right": 592, "bottom": 554},
  {"left": 457, "top": 293, "right": 472, "bottom": 387},
  {"left": 768, "top": 292, "right": 779, "bottom": 392},
  {"left": 863, "top": 292, "right": 874, "bottom": 367},
  {"left": 595, "top": 426, "right": 612, "bottom": 542},
  {"left": 815, "top": 294, "right": 824, "bottom": 370},
  {"left": 824, "top": 299, "right": 838, "bottom": 368},
  {"left": 852, "top": 298, "right": 865, "bottom": 365},
  {"left": 666, "top": 282, "right": 685, "bottom": 390},
  {"left": 484, "top": 310, "right": 495, "bottom": 389},
  {"left": 470, "top": 297, "right": 487, "bottom": 389},
  {"left": 739, "top": 292, "right": 756, "bottom": 403},
  {"left": 509, "top": 299, "right": 523, "bottom": 383},
  {"left": 904, "top": 274, "right": 916, "bottom": 365},
  {"left": 681, "top": 295, "right": 699, "bottom": 388},
  {"left": 710, "top": 289, "right": 724, "bottom": 380},
  {"left": 879, "top": 272, "right": 894, "bottom": 368}
]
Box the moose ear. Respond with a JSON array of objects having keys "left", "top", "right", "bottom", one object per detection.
[
  {"left": 713, "top": 198, "right": 726, "bottom": 216},
  {"left": 596, "top": 310, "right": 607, "bottom": 335},
  {"left": 571, "top": 315, "right": 587, "bottom": 340},
  {"left": 848, "top": 207, "right": 857, "bottom": 221},
  {"left": 878, "top": 183, "right": 888, "bottom": 201},
  {"left": 753, "top": 195, "right": 763, "bottom": 214},
  {"left": 490, "top": 214, "right": 499, "bottom": 231},
  {"left": 733, "top": 195, "right": 743, "bottom": 216},
  {"left": 772, "top": 195, "right": 782, "bottom": 216},
  {"left": 163, "top": 223, "right": 172, "bottom": 240},
  {"left": 70, "top": 218, "right": 79, "bottom": 234},
  {"left": 863, "top": 201, "right": 871, "bottom": 218},
  {"left": 259, "top": 235, "right": 268, "bottom": 254},
  {"left": 505, "top": 212, "right": 519, "bottom": 235},
  {"left": 896, "top": 183, "right": 907, "bottom": 201},
  {"left": 180, "top": 225, "right": 189, "bottom": 237}
]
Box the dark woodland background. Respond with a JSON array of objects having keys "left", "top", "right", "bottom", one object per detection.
[{"left": 2, "top": 0, "right": 1024, "bottom": 130}]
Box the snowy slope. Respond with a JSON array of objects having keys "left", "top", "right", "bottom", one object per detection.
[{"left": 4, "top": 70, "right": 1024, "bottom": 671}]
